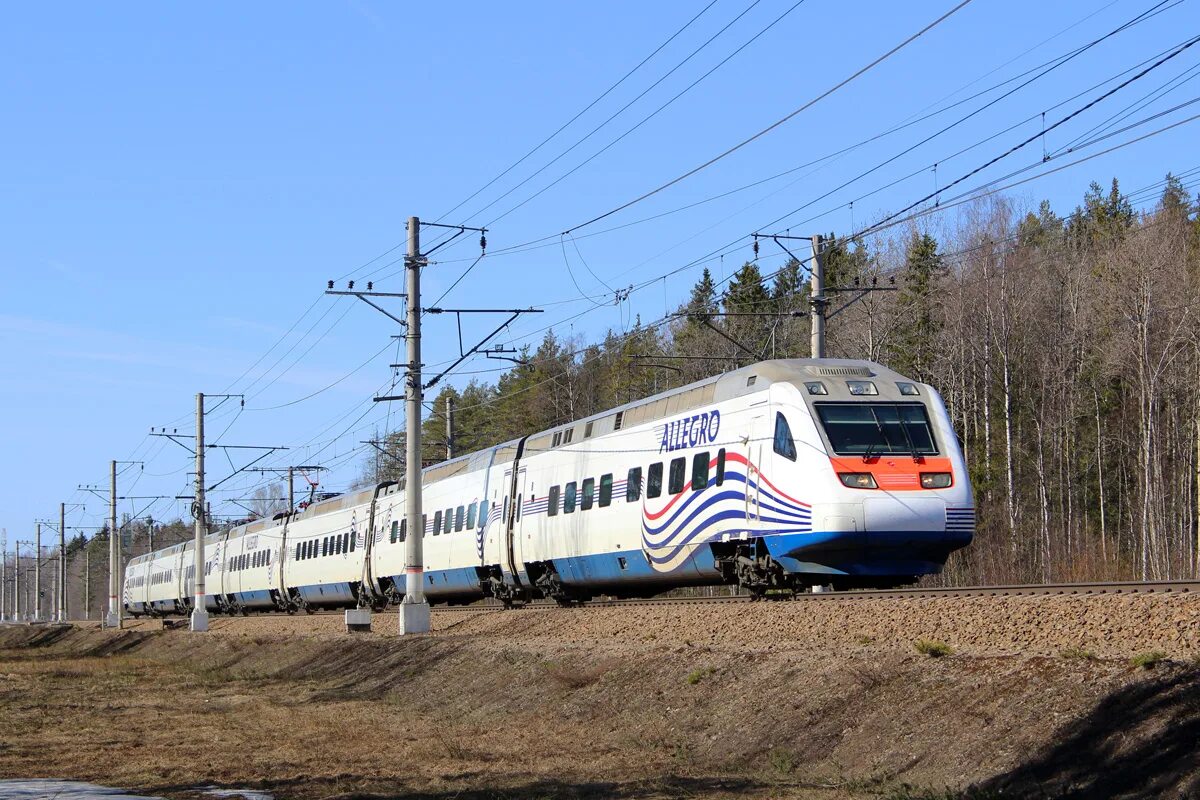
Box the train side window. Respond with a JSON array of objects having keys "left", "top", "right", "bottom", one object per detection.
[
  {"left": 479, "top": 500, "right": 488, "bottom": 527},
  {"left": 599, "top": 473, "right": 613, "bottom": 507},
  {"left": 547, "top": 485, "right": 560, "bottom": 517},
  {"left": 774, "top": 412, "right": 797, "bottom": 461},
  {"left": 564, "top": 482, "right": 577, "bottom": 513},
  {"left": 467, "top": 503, "right": 477, "bottom": 529},
  {"left": 627, "top": 467, "right": 642, "bottom": 501},
  {"left": 669, "top": 457, "right": 686, "bottom": 494},
  {"left": 390, "top": 521, "right": 398, "bottom": 544},
  {"left": 716, "top": 448, "right": 727, "bottom": 485},
  {"left": 399, "top": 519, "right": 407, "bottom": 542},
  {"left": 344, "top": 531, "right": 351, "bottom": 553},
  {"left": 515, "top": 496, "right": 522, "bottom": 522},
  {"left": 433, "top": 510, "right": 442, "bottom": 535},
  {"left": 455, "top": 506, "right": 464, "bottom": 532},
  {"left": 581, "top": 478, "right": 595, "bottom": 511},
  {"left": 444, "top": 509, "right": 453, "bottom": 533},
  {"left": 422, "top": 514, "right": 428, "bottom": 535},
  {"left": 692, "top": 451, "right": 709, "bottom": 491},
  {"left": 502, "top": 496, "right": 509, "bottom": 524},
  {"left": 296, "top": 544, "right": 302, "bottom": 560},
  {"left": 350, "top": 531, "right": 356, "bottom": 552},
  {"left": 647, "top": 463, "right": 663, "bottom": 498}
]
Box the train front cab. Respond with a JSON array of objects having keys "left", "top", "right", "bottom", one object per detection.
[{"left": 758, "top": 366, "right": 974, "bottom": 589}]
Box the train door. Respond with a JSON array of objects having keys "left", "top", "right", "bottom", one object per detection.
[{"left": 499, "top": 437, "right": 530, "bottom": 593}]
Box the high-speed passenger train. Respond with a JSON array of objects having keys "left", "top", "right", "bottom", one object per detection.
[{"left": 123, "top": 359, "right": 974, "bottom": 614}]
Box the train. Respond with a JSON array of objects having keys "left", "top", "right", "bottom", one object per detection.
[{"left": 122, "top": 358, "right": 975, "bottom": 615}]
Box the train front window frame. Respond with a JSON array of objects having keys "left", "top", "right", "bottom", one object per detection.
[{"left": 814, "top": 402, "right": 939, "bottom": 457}]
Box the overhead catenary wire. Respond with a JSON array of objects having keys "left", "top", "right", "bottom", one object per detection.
[{"left": 559, "top": 0, "right": 976, "bottom": 236}]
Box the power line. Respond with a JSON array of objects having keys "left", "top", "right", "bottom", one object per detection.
[{"left": 561, "top": 0, "right": 976, "bottom": 235}]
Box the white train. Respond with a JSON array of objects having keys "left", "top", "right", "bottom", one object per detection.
[{"left": 124, "top": 359, "right": 975, "bottom": 614}]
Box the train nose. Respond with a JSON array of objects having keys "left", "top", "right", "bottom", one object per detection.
[{"left": 861, "top": 497, "right": 974, "bottom": 569}]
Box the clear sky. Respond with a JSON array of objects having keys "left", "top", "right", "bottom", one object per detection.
[{"left": 2, "top": 0, "right": 1197, "bottom": 543}]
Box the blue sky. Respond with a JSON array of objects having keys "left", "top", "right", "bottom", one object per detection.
[{"left": 2, "top": 0, "right": 1198, "bottom": 542}]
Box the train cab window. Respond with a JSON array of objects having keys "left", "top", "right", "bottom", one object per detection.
[
  {"left": 547, "top": 485, "right": 560, "bottom": 517},
  {"left": 444, "top": 508, "right": 453, "bottom": 533},
  {"left": 692, "top": 452, "right": 709, "bottom": 491},
  {"left": 478, "top": 501, "right": 488, "bottom": 527},
  {"left": 669, "top": 457, "right": 686, "bottom": 494},
  {"left": 647, "top": 463, "right": 663, "bottom": 498},
  {"left": 773, "top": 412, "right": 798, "bottom": 461},
  {"left": 581, "top": 478, "right": 595, "bottom": 511},
  {"left": 390, "top": 521, "right": 398, "bottom": 544},
  {"left": 467, "top": 503, "right": 477, "bottom": 529},
  {"left": 716, "top": 448, "right": 727, "bottom": 485},
  {"left": 399, "top": 519, "right": 407, "bottom": 542},
  {"left": 564, "top": 482, "right": 578, "bottom": 513},
  {"left": 455, "top": 506, "right": 464, "bottom": 532},
  {"left": 433, "top": 510, "right": 442, "bottom": 535},
  {"left": 627, "top": 467, "right": 642, "bottom": 501},
  {"left": 599, "top": 474, "right": 613, "bottom": 507}
]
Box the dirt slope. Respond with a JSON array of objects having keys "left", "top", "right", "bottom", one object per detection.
[{"left": 1, "top": 608, "right": 1198, "bottom": 799}]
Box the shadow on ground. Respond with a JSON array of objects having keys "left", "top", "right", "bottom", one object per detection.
[{"left": 974, "top": 665, "right": 1200, "bottom": 799}]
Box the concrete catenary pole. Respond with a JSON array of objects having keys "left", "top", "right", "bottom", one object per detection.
[
  {"left": 0, "top": 529, "right": 6, "bottom": 622},
  {"left": 810, "top": 234, "right": 826, "bottom": 359},
  {"left": 14, "top": 542, "right": 21, "bottom": 621},
  {"left": 287, "top": 466, "right": 294, "bottom": 514},
  {"left": 1, "top": 528, "right": 6, "bottom": 622},
  {"left": 446, "top": 395, "right": 454, "bottom": 460},
  {"left": 34, "top": 523, "right": 41, "bottom": 623},
  {"left": 106, "top": 460, "right": 120, "bottom": 628},
  {"left": 146, "top": 516, "right": 154, "bottom": 554},
  {"left": 192, "top": 392, "right": 209, "bottom": 632},
  {"left": 84, "top": 547, "right": 90, "bottom": 620},
  {"left": 400, "top": 215, "right": 431, "bottom": 635},
  {"left": 58, "top": 502, "right": 66, "bottom": 622}
]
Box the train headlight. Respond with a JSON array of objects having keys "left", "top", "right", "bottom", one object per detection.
[
  {"left": 896, "top": 382, "right": 920, "bottom": 396},
  {"left": 804, "top": 381, "right": 828, "bottom": 395},
  {"left": 846, "top": 380, "right": 878, "bottom": 395},
  {"left": 839, "top": 472, "right": 877, "bottom": 489},
  {"left": 920, "top": 472, "right": 952, "bottom": 488}
]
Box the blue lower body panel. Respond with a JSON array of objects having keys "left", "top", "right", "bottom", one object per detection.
[
  {"left": 395, "top": 566, "right": 484, "bottom": 603},
  {"left": 234, "top": 589, "right": 275, "bottom": 609},
  {"left": 765, "top": 528, "right": 973, "bottom": 576},
  {"left": 296, "top": 581, "right": 355, "bottom": 606}
]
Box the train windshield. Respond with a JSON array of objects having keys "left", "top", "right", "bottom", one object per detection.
[{"left": 815, "top": 402, "right": 938, "bottom": 456}]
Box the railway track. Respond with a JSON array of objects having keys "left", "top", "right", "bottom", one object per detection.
[{"left": 417, "top": 578, "right": 1200, "bottom": 613}]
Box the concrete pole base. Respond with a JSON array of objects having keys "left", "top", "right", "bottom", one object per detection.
[
  {"left": 345, "top": 608, "right": 373, "bottom": 633},
  {"left": 104, "top": 612, "right": 121, "bottom": 629},
  {"left": 190, "top": 609, "right": 209, "bottom": 632},
  {"left": 398, "top": 601, "right": 431, "bottom": 635}
]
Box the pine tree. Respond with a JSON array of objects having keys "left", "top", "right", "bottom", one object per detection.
[{"left": 890, "top": 231, "right": 945, "bottom": 380}]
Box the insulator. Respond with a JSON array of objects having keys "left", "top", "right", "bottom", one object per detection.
[
  {"left": 873, "top": 277, "right": 878, "bottom": 287},
  {"left": 854, "top": 277, "right": 860, "bottom": 287},
  {"left": 480, "top": 234, "right": 487, "bottom": 251},
  {"left": 327, "top": 280, "right": 334, "bottom": 289},
  {"left": 348, "top": 280, "right": 355, "bottom": 290},
  {"left": 752, "top": 238, "right": 759, "bottom": 257},
  {"left": 367, "top": 282, "right": 373, "bottom": 291}
]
